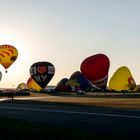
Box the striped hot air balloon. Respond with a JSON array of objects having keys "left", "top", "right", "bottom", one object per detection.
[{"left": 0, "top": 44, "right": 18, "bottom": 73}]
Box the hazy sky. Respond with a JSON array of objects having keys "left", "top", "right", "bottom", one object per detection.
[{"left": 0, "top": 0, "right": 140, "bottom": 88}]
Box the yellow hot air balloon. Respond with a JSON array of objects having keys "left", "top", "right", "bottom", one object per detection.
[
  {"left": 0, "top": 44, "right": 18, "bottom": 73},
  {"left": 136, "top": 85, "right": 140, "bottom": 92},
  {"left": 16, "top": 83, "right": 28, "bottom": 90},
  {"left": 27, "top": 77, "right": 42, "bottom": 91},
  {"left": 109, "top": 66, "right": 137, "bottom": 92}
]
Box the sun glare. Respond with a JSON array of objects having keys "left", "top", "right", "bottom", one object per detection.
[{"left": 0, "top": 31, "right": 34, "bottom": 88}]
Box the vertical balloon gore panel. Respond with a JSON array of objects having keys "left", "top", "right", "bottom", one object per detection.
[
  {"left": 30, "top": 62, "right": 55, "bottom": 89},
  {"left": 80, "top": 54, "right": 110, "bottom": 89},
  {"left": 27, "top": 77, "right": 42, "bottom": 91}
]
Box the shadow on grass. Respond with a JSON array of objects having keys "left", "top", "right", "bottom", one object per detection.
[
  {"left": 0, "top": 117, "right": 132, "bottom": 140},
  {"left": 0, "top": 100, "right": 139, "bottom": 139}
]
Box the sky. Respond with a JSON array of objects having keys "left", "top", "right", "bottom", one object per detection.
[{"left": 0, "top": 0, "right": 140, "bottom": 88}]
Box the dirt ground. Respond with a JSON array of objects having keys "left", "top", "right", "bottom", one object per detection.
[{"left": 23, "top": 92, "right": 140, "bottom": 109}]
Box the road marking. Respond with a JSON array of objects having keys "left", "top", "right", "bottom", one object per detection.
[{"left": 0, "top": 106, "right": 140, "bottom": 119}]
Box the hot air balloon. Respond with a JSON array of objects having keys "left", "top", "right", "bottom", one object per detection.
[
  {"left": 67, "top": 71, "right": 97, "bottom": 92},
  {"left": 30, "top": 61, "right": 55, "bottom": 89},
  {"left": 109, "top": 66, "right": 137, "bottom": 92},
  {"left": 16, "top": 83, "right": 28, "bottom": 90},
  {"left": 27, "top": 77, "right": 42, "bottom": 91},
  {"left": 0, "top": 44, "right": 18, "bottom": 73},
  {"left": 55, "top": 78, "right": 71, "bottom": 92},
  {"left": 136, "top": 85, "right": 140, "bottom": 92},
  {"left": 80, "top": 54, "right": 110, "bottom": 89}
]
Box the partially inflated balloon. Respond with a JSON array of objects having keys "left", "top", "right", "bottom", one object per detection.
[
  {"left": 27, "top": 77, "right": 42, "bottom": 91},
  {"left": 30, "top": 61, "right": 55, "bottom": 88},
  {"left": 109, "top": 66, "right": 136, "bottom": 92},
  {"left": 0, "top": 44, "right": 18, "bottom": 72},
  {"left": 136, "top": 85, "right": 140, "bottom": 92},
  {"left": 16, "top": 83, "right": 27, "bottom": 90},
  {"left": 80, "top": 54, "right": 110, "bottom": 89},
  {"left": 55, "top": 78, "right": 71, "bottom": 92},
  {"left": 67, "top": 71, "right": 96, "bottom": 91}
]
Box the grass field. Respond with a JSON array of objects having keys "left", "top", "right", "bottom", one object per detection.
[{"left": 14, "top": 92, "right": 140, "bottom": 109}]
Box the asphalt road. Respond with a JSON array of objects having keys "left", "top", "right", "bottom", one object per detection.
[{"left": 0, "top": 100, "right": 140, "bottom": 139}]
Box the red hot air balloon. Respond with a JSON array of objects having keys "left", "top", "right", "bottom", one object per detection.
[
  {"left": 55, "top": 78, "right": 71, "bottom": 92},
  {"left": 80, "top": 54, "right": 110, "bottom": 89}
]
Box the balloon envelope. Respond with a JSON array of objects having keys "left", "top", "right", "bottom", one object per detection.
[
  {"left": 55, "top": 78, "right": 71, "bottom": 92},
  {"left": 30, "top": 61, "right": 55, "bottom": 88},
  {"left": 27, "top": 77, "right": 42, "bottom": 91},
  {"left": 136, "top": 85, "right": 140, "bottom": 92},
  {"left": 0, "top": 45, "right": 18, "bottom": 71},
  {"left": 109, "top": 66, "right": 136, "bottom": 92},
  {"left": 80, "top": 54, "right": 110, "bottom": 89},
  {"left": 67, "top": 71, "right": 97, "bottom": 91},
  {"left": 16, "top": 83, "right": 27, "bottom": 90}
]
